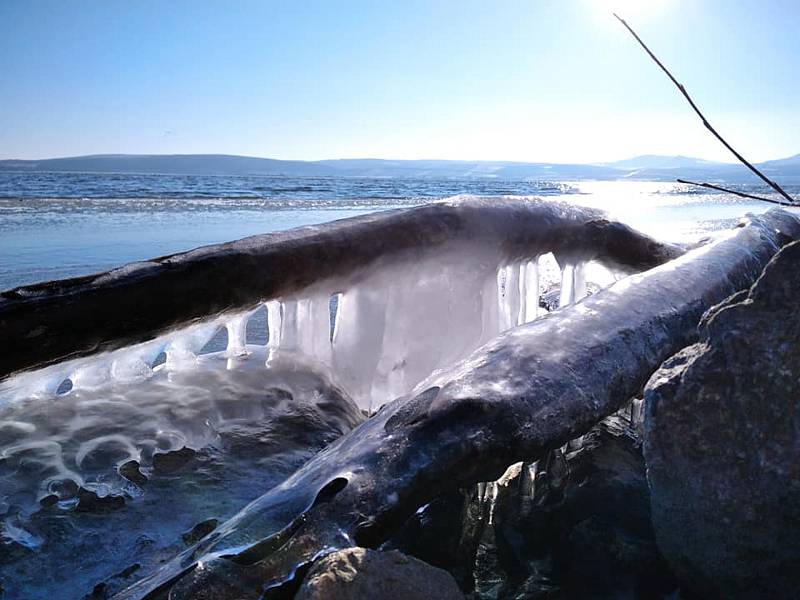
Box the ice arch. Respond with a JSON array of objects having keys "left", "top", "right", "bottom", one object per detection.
[{"left": 0, "top": 196, "right": 681, "bottom": 409}]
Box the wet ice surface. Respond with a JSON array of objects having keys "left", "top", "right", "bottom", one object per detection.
[{"left": 0, "top": 351, "right": 363, "bottom": 599}]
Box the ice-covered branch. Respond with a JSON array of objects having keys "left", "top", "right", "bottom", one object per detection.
[
  {"left": 0, "top": 197, "right": 681, "bottom": 392},
  {"left": 114, "top": 208, "right": 800, "bottom": 599}
]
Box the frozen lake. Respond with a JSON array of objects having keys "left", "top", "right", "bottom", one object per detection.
[{"left": 1, "top": 172, "right": 794, "bottom": 290}]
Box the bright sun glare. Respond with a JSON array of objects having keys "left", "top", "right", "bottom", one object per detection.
[{"left": 587, "top": 0, "right": 670, "bottom": 21}]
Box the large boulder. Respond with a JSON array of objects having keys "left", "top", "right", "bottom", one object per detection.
[
  {"left": 643, "top": 240, "right": 800, "bottom": 598},
  {"left": 386, "top": 414, "right": 677, "bottom": 598},
  {"left": 295, "top": 547, "right": 464, "bottom": 600}
]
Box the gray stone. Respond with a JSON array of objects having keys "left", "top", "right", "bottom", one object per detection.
[
  {"left": 644, "top": 239, "right": 800, "bottom": 598},
  {"left": 182, "top": 518, "right": 218, "bottom": 546},
  {"left": 75, "top": 487, "right": 125, "bottom": 513},
  {"left": 151, "top": 447, "right": 195, "bottom": 474},
  {"left": 295, "top": 547, "right": 464, "bottom": 600},
  {"left": 118, "top": 460, "right": 147, "bottom": 486}
]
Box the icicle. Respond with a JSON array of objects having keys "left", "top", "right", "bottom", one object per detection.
[
  {"left": 225, "top": 315, "right": 249, "bottom": 358},
  {"left": 559, "top": 264, "right": 575, "bottom": 308},
  {"left": 573, "top": 262, "right": 587, "bottom": 302},
  {"left": 296, "top": 294, "right": 333, "bottom": 365},
  {"left": 165, "top": 322, "right": 218, "bottom": 370},
  {"left": 520, "top": 461, "right": 537, "bottom": 516},
  {"left": 279, "top": 300, "right": 299, "bottom": 351},
  {"left": 332, "top": 285, "right": 388, "bottom": 411},
  {"left": 517, "top": 263, "right": 527, "bottom": 326},
  {"left": 480, "top": 268, "right": 501, "bottom": 343},
  {"left": 266, "top": 300, "right": 282, "bottom": 358},
  {"left": 630, "top": 397, "right": 644, "bottom": 425},
  {"left": 487, "top": 481, "right": 499, "bottom": 525},
  {"left": 499, "top": 263, "right": 521, "bottom": 331},
  {"left": 523, "top": 259, "right": 540, "bottom": 323}
]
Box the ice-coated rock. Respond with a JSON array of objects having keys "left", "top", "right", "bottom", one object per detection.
[
  {"left": 295, "top": 548, "right": 464, "bottom": 600},
  {"left": 643, "top": 239, "right": 800, "bottom": 598}
]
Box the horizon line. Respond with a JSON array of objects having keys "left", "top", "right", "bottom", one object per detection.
[{"left": 3, "top": 151, "right": 794, "bottom": 166}]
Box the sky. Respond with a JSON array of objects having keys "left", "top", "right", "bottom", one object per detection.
[{"left": 1, "top": 0, "right": 799, "bottom": 163}]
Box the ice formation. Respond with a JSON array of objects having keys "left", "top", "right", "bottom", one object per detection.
[
  {"left": 114, "top": 208, "right": 800, "bottom": 600},
  {"left": 0, "top": 197, "right": 682, "bottom": 412}
]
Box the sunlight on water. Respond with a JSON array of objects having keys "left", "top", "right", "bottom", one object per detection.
[
  {"left": 2, "top": 175, "right": 797, "bottom": 290},
  {"left": 564, "top": 180, "right": 798, "bottom": 242}
]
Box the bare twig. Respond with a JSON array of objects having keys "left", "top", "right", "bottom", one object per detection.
[
  {"left": 614, "top": 13, "right": 796, "bottom": 205},
  {"left": 676, "top": 179, "right": 796, "bottom": 207}
]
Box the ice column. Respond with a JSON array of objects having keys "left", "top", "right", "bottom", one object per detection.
[
  {"left": 165, "top": 322, "right": 218, "bottom": 370},
  {"left": 265, "top": 300, "right": 282, "bottom": 359},
  {"left": 279, "top": 300, "right": 300, "bottom": 351},
  {"left": 558, "top": 261, "right": 588, "bottom": 308},
  {"left": 523, "top": 259, "right": 539, "bottom": 323},
  {"left": 332, "top": 285, "right": 387, "bottom": 410},
  {"left": 296, "top": 294, "right": 333, "bottom": 365},
  {"left": 559, "top": 264, "right": 575, "bottom": 308},
  {"left": 499, "top": 264, "right": 521, "bottom": 331},
  {"left": 480, "top": 269, "right": 501, "bottom": 343},
  {"left": 225, "top": 314, "right": 249, "bottom": 357}
]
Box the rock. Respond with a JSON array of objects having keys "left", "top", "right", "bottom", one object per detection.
[
  {"left": 182, "top": 518, "right": 218, "bottom": 545},
  {"left": 644, "top": 240, "right": 800, "bottom": 598},
  {"left": 118, "top": 460, "right": 147, "bottom": 486},
  {"left": 114, "top": 563, "right": 140, "bottom": 579},
  {"left": 49, "top": 477, "right": 79, "bottom": 500},
  {"left": 152, "top": 447, "right": 195, "bottom": 474},
  {"left": 382, "top": 490, "right": 480, "bottom": 590},
  {"left": 39, "top": 494, "right": 59, "bottom": 508},
  {"left": 539, "top": 283, "right": 601, "bottom": 312},
  {"left": 85, "top": 582, "right": 107, "bottom": 599},
  {"left": 494, "top": 416, "right": 675, "bottom": 598},
  {"left": 295, "top": 547, "right": 464, "bottom": 600},
  {"left": 389, "top": 415, "right": 676, "bottom": 598},
  {"left": 539, "top": 287, "right": 562, "bottom": 312},
  {"left": 74, "top": 487, "right": 125, "bottom": 513}
]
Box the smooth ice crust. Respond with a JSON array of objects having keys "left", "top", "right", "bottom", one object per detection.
[
  {"left": 0, "top": 196, "right": 680, "bottom": 411},
  {"left": 0, "top": 353, "right": 365, "bottom": 597}
]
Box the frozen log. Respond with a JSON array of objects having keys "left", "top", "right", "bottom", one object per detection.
[
  {"left": 115, "top": 209, "right": 800, "bottom": 599},
  {"left": 0, "top": 196, "right": 680, "bottom": 381}
]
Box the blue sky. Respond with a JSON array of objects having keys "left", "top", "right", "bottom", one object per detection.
[{"left": 1, "top": 0, "right": 798, "bottom": 162}]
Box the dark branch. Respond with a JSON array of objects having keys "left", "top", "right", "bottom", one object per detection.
[
  {"left": 676, "top": 179, "right": 795, "bottom": 207},
  {"left": 614, "top": 13, "right": 796, "bottom": 205}
]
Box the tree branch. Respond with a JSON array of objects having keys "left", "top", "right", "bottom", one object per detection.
[
  {"left": 614, "top": 13, "right": 796, "bottom": 205},
  {"left": 676, "top": 179, "right": 795, "bottom": 207}
]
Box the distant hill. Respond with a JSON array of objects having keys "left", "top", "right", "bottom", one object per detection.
[
  {"left": 604, "top": 155, "right": 725, "bottom": 170},
  {"left": 758, "top": 154, "right": 800, "bottom": 178},
  {"left": 1, "top": 153, "right": 798, "bottom": 181},
  {"left": 0, "top": 154, "right": 339, "bottom": 177}
]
